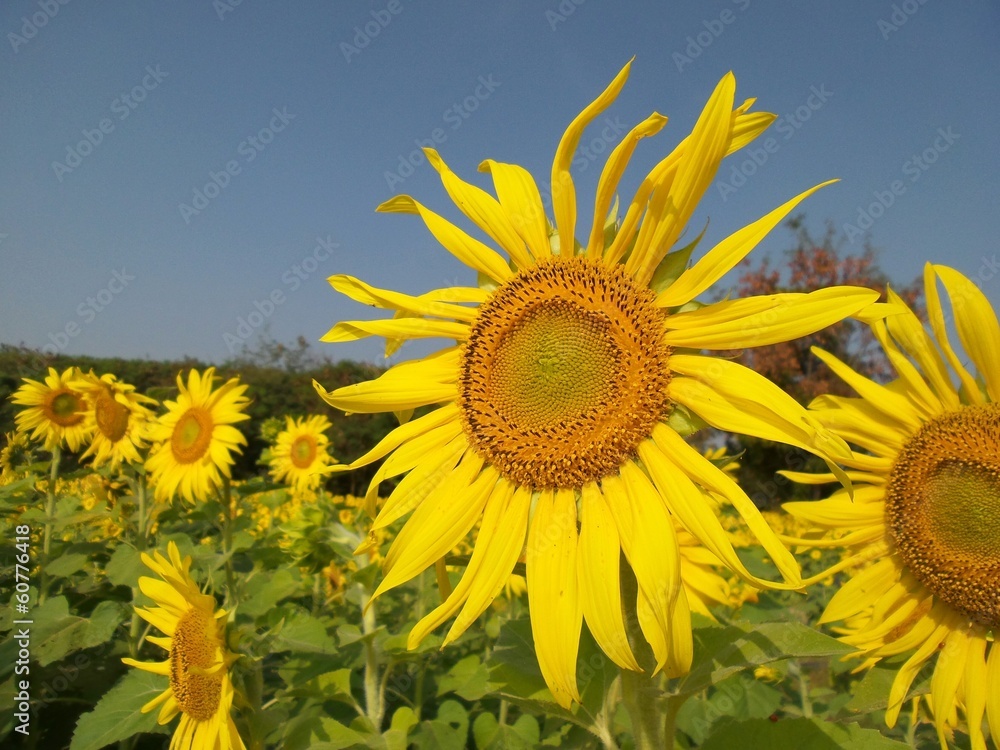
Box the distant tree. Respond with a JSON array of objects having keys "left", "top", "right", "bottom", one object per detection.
[{"left": 721, "top": 216, "right": 922, "bottom": 506}]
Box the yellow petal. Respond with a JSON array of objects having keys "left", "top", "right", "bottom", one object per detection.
[
  {"left": 603, "top": 465, "right": 681, "bottom": 674},
  {"left": 585, "top": 112, "right": 668, "bottom": 259},
  {"left": 578, "top": 483, "right": 640, "bottom": 671},
  {"left": 378, "top": 195, "right": 513, "bottom": 283},
  {"left": 122, "top": 657, "right": 171, "bottom": 676},
  {"left": 808, "top": 395, "right": 908, "bottom": 458},
  {"left": 314, "top": 367, "right": 456, "bottom": 414},
  {"left": 930, "top": 627, "right": 971, "bottom": 739},
  {"left": 870, "top": 320, "right": 942, "bottom": 420},
  {"left": 934, "top": 264, "right": 1000, "bottom": 402},
  {"left": 985, "top": 642, "right": 1000, "bottom": 746},
  {"left": 961, "top": 635, "right": 988, "bottom": 750},
  {"left": 526, "top": 488, "right": 583, "bottom": 708},
  {"left": 328, "top": 275, "right": 479, "bottom": 322},
  {"left": 657, "top": 181, "right": 835, "bottom": 308},
  {"left": 478, "top": 159, "right": 549, "bottom": 260},
  {"left": 817, "top": 557, "right": 898, "bottom": 623},
  {"left": 666, "top": 585, "right": 693, "bottom": 678},
  {"left": 425, "top": 149, "right": 533, "bottom": 269},
  {"left": 663, "top": 287, "right": 880, "bottom": 349},
  {"left": 885, "top": 620, "right": 951, "bottom": 727},
  {"left": 924, "top": 263, "right": 983, "bottom": 404},
  {"left": 627, "top": 72, "right": 735, "bottom": 286},
  {"left": 321, "top": 317, "right": 469, "bottom": 344},
  {"left": 371, "top": 435, "right": 466, "bottom": 527},
  {"left": 333, "top": 402, "right": 459, "bottom": 472},
  {"left": 373, "top": 454, "right": 491, "bottom": 599},
  {"left": 552, "top": 60, "right": 633, "bottom": 258}
]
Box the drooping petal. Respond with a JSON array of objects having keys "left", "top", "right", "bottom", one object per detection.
[
  {"left": 929, "top": 627, "right": 971, "bottom": 741},
  {"left": 934, "top": 264, "right": 1000, "bottom": 402},
  {"left": 657, "top": 181, "right": 835, "bottom": 308},
  {"left": 986, "top": 643, "right": 1000, "bottom": 745},
  {"left": 378, "top": 195, "right": 513, "bottom": 283},
  {"left": 585, "top": 112, "right": 668, "bottom": 259},
  {"left": 478, "top": 159, "right": 549, "bottom": 260},
  {"left": 924, "top": 263, "right": 983, "bottom": 404},
  {"left": 425, "top": 149, "right": 534, "bottom": 269},
  {"left": 885, "top": 620, "right": 952, "bottom": 727},
  {"left": 961, "top": 635, "right": 988, "bottom": 750},
  {"left": 526, "top": 488, "right": 583, "bottom": 708},
  {"left": 578, "top": 482, "right": 640, "bottom": 671},
  {"left": 551, "top": 60, "right": 633, "bottom": 258}
]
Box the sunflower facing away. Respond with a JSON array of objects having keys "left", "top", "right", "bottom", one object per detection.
[
  {"left": 784, "top": 264, "right": 1000, "bottom": 749},
  {"left": 74, "top": 371, "right": 157, "bottom": 470},
  {"left": 268, "top": 414, "right": 335, "bottom": 492},
  {"left": 12, "top": 367, "right": 93, "bottom": 452},
  {"left": 146, "top": 368, "right": 251, "bottom": 503},
  {"left": 315, "top": 61, "right": 883, "bottom": 707},
  {"left": 122, "top": 541, "right": 245, "bottom": 750}
]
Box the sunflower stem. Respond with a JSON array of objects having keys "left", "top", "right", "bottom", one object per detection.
[
  {"left": 127, "top": 473, "right": 149, "bottom": 659},
  {"left": 221, "top": 477, "right": 239, "bottom": 607},
  {"left": 795, "top": 660, "right": 813, "bottom": 718},
  {"left": 39, "top": 445, "right": 61, "bottom": 604},
  {"left": 358, "top": 582, "right": 384, "bottom": 730}
]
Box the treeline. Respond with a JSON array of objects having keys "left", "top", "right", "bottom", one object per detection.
[{"left": 0, "top": 336, "right": 399, "bottom": 495}]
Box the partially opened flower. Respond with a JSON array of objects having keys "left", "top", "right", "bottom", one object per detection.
[
  {"left": 74, "top": 371, "right": 157, "bottom": 470},
  {"left": 784, "top": 264, "right": 1000, "bottom": 749},
  {"left": 122, "top": 541, "right": 245, "bottom": 750},
  {"left": 12, "top": 367, "right": 93, "bottom": 452},
  {"left": 316, "top": 61, "right": 880, "bottom": 707},
  {"left": 268, "top": 414, "right": 334, "bottom": 493},
  {"left": 146, "top": 368, "right": 250, "bottom": 503}
]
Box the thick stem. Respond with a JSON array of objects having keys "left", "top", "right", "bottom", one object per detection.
[
  {"left": 221, "top": 478, "right": 238, "bottom": 606},
  {"left": 39, "top": 445, "right": 62, "bottom": 604},
  {"left": 128, "top": 474, "right": 149, "bottom": 659},
  {"left": 359, "top": 585, "right": 384, "bottom": 731}
]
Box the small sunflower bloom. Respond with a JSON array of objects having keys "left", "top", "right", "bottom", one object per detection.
[
  {"left": 268, "top": 415, "right": 334, "bottom": 493},
  {"left": 74, "top": 371, "right": 157, "bottom": 470},
  {"left": 12, "top": 367, "right": 93, "bottom": 452},
  {"left": 122, "top": 541, "right": 245, "bottom": 750},
  {"left": 784, "top": 264, "right": 1000, "bottom": 749},
  {"left": 317, "top": 62, "right": 882, "bottom": 706},
  {"left": 146, "top": 368, "right": 250, "bottom": 503}
]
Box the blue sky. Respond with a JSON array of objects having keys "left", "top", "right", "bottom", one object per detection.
[{"left": 2, "top": 0, "right": 998, "bottom": 366}]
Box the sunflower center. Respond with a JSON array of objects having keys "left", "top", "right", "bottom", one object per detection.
[
  {"left": 290, "top": 435, "right": 317, "bottom": 469},
  {"left": 171, "top": 408, "right": 214, "bottom": 464},
  {"left": 459, "top": 256, "right": 671, "bottom": 489},
  {"left": 45, "top": 389, "right": 85, "bottom": 427},
  {"left": 95, "top": 391, "right": 130, "bottom": 442},
  {"left": 886, "top": 404, "right": 1000, "bottom": 627},
  {"left": 169, "top": 608, "right": 222, "bottom": 722}
]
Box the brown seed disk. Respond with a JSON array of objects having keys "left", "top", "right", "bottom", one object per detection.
[
  {"left": 458, "top": 256, "right": 671, "bottom": 489},
  {"left": 169, "top": 608, "right": 223, "bottom": 722},
  {"left": 886, "top": 404, "right": 1000, "bottom": 628}
]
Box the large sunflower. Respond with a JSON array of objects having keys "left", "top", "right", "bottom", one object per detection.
[
  {"left": 122, "top": 541, "right": 245, "bottom": 750},
  {"left": 268, "top": 414, "right": 334, "bottom": 493},
  {"left": 12, "top": 367, "right": 93, "bottom": 452},
  {"left": 75, "top": 371, "right": 157, "bottom": 470},
  {"left": 784, "top": 264, "right": 1000, "bottom": 748},
  {"left": 316, "top": 62, "right": 881, "bottom": 707},
  {"left": 146, "top": 368, "right": 250, "bottom": 503}
]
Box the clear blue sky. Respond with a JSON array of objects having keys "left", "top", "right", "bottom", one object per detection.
[{"left": 2, "top": 0, "right": 998, "bottom": 366}]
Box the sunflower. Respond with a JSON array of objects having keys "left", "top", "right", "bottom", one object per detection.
[
  {"left": 146, "top": 368, "right": 250, "bottom": 503},
  {"left": 783, "top": 264, "right": 1000, "bottom": 748},
  {"left": 1, "top": 431, "right": 35, "bottom": 482},
  {"left": 122, "top": 541, "right": 245, "bottom": 750},
  {"left": 74, "top": 371, "right": 157, "bottom": 470},
  {"left": 316, "top": 62, "right": 881, "bottom": 707},
  {"left": 268, "top": 415, "right": 334, "bottom": 492},
  {"left": 12, "top": 367, "right": 93, "bottom": 452}
]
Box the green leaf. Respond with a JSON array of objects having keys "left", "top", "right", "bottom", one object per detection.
[
  {"left": 69, "top": 669, "right": 170, "bottom": 750},
  {"left": 33, "top": 598, "right": 127, "bottom": 666},
  {"left": 383, "top": 706, "right": 419, "bottom": 750},
  {"left": 45, "top": 552, "right": 88, "bottom": 578},
  {"left": 676, "top": 673, "right": 782, "bottom": 745},
  {"left": 308, "top": 717, "right": 369, "bottom": 750},
  {"left": 648, "top": 222, "right": 706, "bottom": 294},
  {"left": 473, "top": 712, "right": 540, "bottom": 750},
  {"left": 846, "top": 656, "right": 924, "bottom": 714},
  {"left": 699, "top": 717, "right": 910, "bottom": 750},
  {"left": 677, "top": 619, "right": 851, "bottom": 697},
  {"left": 411, "top": 700, "right": 469, "bottom": 750},
  {"left": 105, "top": 544, "right": 143, "bottom": 588},
  {"left": 271, "top": 611, "right": 338, "bottom": 655},
  {"left": 241, "top": 568, "right": 299, "bottom": 617},
  {"left": 436, "top": 654, "right": 492, "bottom": 701}
]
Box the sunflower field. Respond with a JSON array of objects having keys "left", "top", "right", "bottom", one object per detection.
[{"left": 2, "top": 62, "right": 998, "bottom": 750}]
